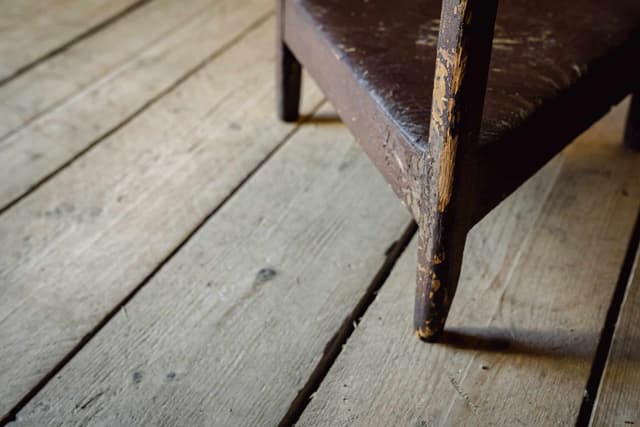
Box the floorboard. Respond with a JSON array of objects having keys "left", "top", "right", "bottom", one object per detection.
[
  {"left": 0, "top": 0, "right": 235, "bottom": 140},
  {"left": 590, "top": 236, "right": 640, "bottom": 426},
  {"left": 0, "top": 17, "right": 322, "bottom": 420},
  {"left": 297, "top": 101, "right": 640, "bottom": 426},
  {"left": 9, "top": 103, "right": 412, "bottom": 426},
  {"left": 1, "top": 1, "right": 639, "bottom": 425},
  {"left": 0, "top": 0, "right": 144, "bottom": 83},
  {"left": 0, "top": 0, "right": 273, "bottom": 212}
]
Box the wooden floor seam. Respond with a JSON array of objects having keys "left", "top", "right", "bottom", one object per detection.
[
  {"left": 0, "top": 10, "right": 276, "bottom": 216},
  {"left": 576, "top": 208, "right": 640, "bottom": 426},
  {"left": 0, "top": 0, "right": 152, "bottom": 87},
  {"left": 0, "top": 97, "right": 326, "bottom": 426},
  {"left": 278, "top": 221, "right": 418, "bottom": 427},
  {"left": 0, "top": 0, "right": 239, "bottom": 144},
  {"left": 1, "top": 1, "right": 639, "bottom": 425}
]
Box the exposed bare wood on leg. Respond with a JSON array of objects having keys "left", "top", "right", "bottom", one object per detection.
[
  {"left": 414, "top": 216, "right": 468, "bottom": 341},
  {"left": 414, "top": 0, "right": 497, "bottom": 341}
]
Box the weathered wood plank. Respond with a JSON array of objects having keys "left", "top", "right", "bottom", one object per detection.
[
  {"left": 0, "top": 0, "right": 231, "bottom": 140},
  {"left": 10, "top": 102, "right": 412, "bottom": 426},
  {"left": 0, "top": 0, "right": 143, "bottom": 83},
  {"left": 590, "top": 243, "right": 640, "bottom": 425},
  {"left": 0, "top": 0, "right": 273, "bottom": 212},
  {"left": 298, "top": 100, "right": 640, "bottom": 426},
  {"left": 414, "top": 0, "right": 498, "bottom": 340},
  {"left": 0, "top": 18, "right": 323, "bottom": 420}
]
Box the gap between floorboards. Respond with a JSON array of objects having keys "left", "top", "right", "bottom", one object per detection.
[
  {"left": 0, "top": 0, "right": 152, "bottom": 87},
  {"left": 0, "top": 11, "right": 275, "bottom": 217},
  {"left": 576, "top": 207, "right": 640, "bottom": 426},
  {"left": 0, "top": 99, "right": 326, "bottom": 427}
]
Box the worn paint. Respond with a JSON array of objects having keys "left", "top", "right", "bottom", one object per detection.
[{"left": 416, "top": 0, "right": 498, "bottom": 341}]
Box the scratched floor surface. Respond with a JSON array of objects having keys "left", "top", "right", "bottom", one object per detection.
[{"left": 0, "top": 1, "right": 639, "bottom": 426}]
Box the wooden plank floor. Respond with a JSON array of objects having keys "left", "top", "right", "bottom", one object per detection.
[
  {"left": 591, "top": 242, "right": 640, "bottom": 425},
  {"left": 0, "top": 2, "right": 638, "bottom": 426}
]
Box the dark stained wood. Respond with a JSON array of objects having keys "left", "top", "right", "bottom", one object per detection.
[
  {"left": 283, "top": 2, "right": 416, "bottom": 204},
  {"left": 281, "top": 0, "right": 640, "bottom": 340},
  {"left": 625, "top": 91, "right": 640, "bottom": 150},
  {"left": 289, "top": 0, "right": 640, "bottom": 149},
  {"left": 277, "top": 0, "right": 301, "bottom": 122},
  {"left": 414, "top": 0, "right": 498, "bottom": 341},
  {"left": 472, "top": 49, "right": 638, "bottom": 224}
]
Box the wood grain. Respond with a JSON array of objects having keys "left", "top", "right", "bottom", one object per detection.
[
  {"left": 0, "top": 0, "right": 273, "bottom": 211},
  {"left": 0, "top": 0, "right": 230, "bottom": 140},
  {"left": 0, "top": 18, "right": 323, "bottom": 420},
  {"left": 414, "top": 0, "right": 498, "bottom": 340},
  {"left": 590, "top": 246, "right": 640, "bottom": 426},
  {"left": 298, "top": 100, "right": 640, "bottom": 426},
  {"left": 11, "top": 102, "right": 412, "bottom": 426},
  {"left": 0, "top": 0, "right": 142, "bottom": 82}
]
